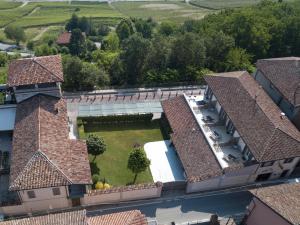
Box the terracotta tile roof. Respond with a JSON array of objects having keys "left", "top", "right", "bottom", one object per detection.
[
  {"left": 56, "top": 32, "right": 72, "bottom": 45},
  {"left": 162, "top": 96, "right": 222, "bottom": 182},
  {"left": 7, "top": 55, "right": 64, "bottom": 87},
  {"left": 0, "top": 210, "right": 88, "bottom": 225},
  {"left": 250, "top": 183, "right": 300, "bottom": 225},
  {"left": 0, "top": 210, "right": 147, "bottom": 225},
  {"left": 204, "top": 71, "right": 300, "bottom": 162},
  {"left": 88, "top": 210, "right": 147, "bottom": 225},
  {"left": 9, "top": 94, "right": 91, "bottom": 191},
  {"left": 256, "top": 57, "right": 300, "bottom": 106}
]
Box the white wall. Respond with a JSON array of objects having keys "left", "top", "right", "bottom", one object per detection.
[
  {"left": 19, "top": 186, "right": 67, "bottom": 202},
  {"left": 186, "top": 177, "right": 221, "bottom": 193},
  {"left": 82, "top": 185, "right": 162, "bottom": 206},
  {"left": 11, "top": 186, "right": 71, "bottom": 214},
  {"left": 248, "top": 157, "right": 300, "bottom": 182}
]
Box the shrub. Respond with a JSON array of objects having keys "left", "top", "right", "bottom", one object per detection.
[
  {"left": 95, "top": 182, "right": 104, "bottom": 189},
  {"left": 79, "top": 113, "right": 153, "bottom": 125},
  {"left": 92, "top": 174, "right": 100, "bottom": 184}
]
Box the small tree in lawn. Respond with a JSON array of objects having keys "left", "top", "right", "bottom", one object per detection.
[
  {"left": 87, "top": 134, "right": 106, "bottom": 162},
  {"left": 127, "top": 147, "right": 150, "bottom": 184},
  {"left": 4, "top": 25, "right": 26, "bottom": 46}
]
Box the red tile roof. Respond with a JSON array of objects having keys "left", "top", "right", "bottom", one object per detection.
[
  {"left": 7, "top": 55, "right": 64, "bottom": 87},
  {"left": 9, "top": 94, "right": 91, "bottom": 191},
  {"left": 162, "top": 96, "right": 222, "bottom": 182},
  {"left": 204, "top": 71, "right": 300, "bottom": 162},
  {"left": 0, "top": 210, "right": 88, "bottom": 225},
  {"left": 56, "top": 32, "right": 72, "bottom": 45},
  {"left": 88, "top": 210, "right": 148, "bottom": 225},
  {"left": 250, "top": 183, "right": 300, "bottom": 225},
  {"left": 256, "top": 57, "right": 300, "bottom": 106},
  {"left": 0, "top": 210, "right": 147, "bottom": 225}
]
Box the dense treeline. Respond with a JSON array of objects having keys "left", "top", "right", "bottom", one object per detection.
[{"left": 34, "top": 0, "right": 300, "bottom": 91}]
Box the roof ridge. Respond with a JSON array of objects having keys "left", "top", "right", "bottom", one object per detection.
[{"left": 32, "top": 56, "right": 63, "bottom": 82}]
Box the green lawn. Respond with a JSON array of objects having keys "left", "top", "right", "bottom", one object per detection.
[
  {"left": 79, "top": 120, "right": 165, "bottom": 187},
  {"left": 0, "top": 0, "right": 21, "bottom": 10},
  {"left": 0, "top": 2, "right": 123, "bottom": 28},
  {"left": 112, "top": 1, "right": 213, "bottom": 23}
]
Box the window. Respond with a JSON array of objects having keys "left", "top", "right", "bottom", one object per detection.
[
  {"left": 27, "top": 191, "right": 36, "bottom": 199},
  {"left": 284, "top": 158, "right": 294, "bottom": 164},
  {"left": 52, "top": 187, "right": 61, "bottom": 196},
  {"left": 261, "top": 161, "right": 274, "bottom": 167}
]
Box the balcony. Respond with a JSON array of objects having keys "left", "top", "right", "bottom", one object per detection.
[{"left": 185, "top": 95, "right": 247, "bottom": 169}]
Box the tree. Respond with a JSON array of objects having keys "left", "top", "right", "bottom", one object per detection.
[
  {"left": 224, "top": 47, "right": 254, "bottom": 72},
  {"left": 102, "top": 32, "right": 119, "bottom": 51},
  {"left": 69, "top": 28, "right": 86, "bottom": 56},
  {"left": 159, "top": 21, "right": 177, "bottom": 36},
  {"left": 4, "top": 25, "right": 26, "bottom": 45},
  {"left": 169, "top": 33, "right": 206, "bottom": 79},
  {"left": 127, "top": 147, "right": 150, "bottom": 183},
  {"left": 134, "top": 18, "right": 153, "bottom": 39},
  {"left": 87, "top": 134, "right": 106, "bottom": 162},
  {"left": 204, "top": 31, "right": 235, "bottom": 72},
  {"left": 78, "top": 16, "right": 90, "bottom": 33},
  {"left": 98, "top": 24, "right": 110, "bottom": 36},
  {"left": 0, "top": 52, "right": 8, "bottom": 67},
  {"left": 121, "top": 34, "right": 150, "bottom": 85},
  {"left": 145, "top": 36, "right": 170, "bottom": 73},
  {"left": 116, "top": 19, "right": 134, "bottom": 41},
  {"left": 34, "top": 44, "right": 58, "bottom": 56},
  {"left": 63, "top": 56, "right": 108, "bottom": 91},
  {"left": 66, "top": 13, "right": 79, "bottom": 31}
]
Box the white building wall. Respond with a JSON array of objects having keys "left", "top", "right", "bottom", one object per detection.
[
  {"left": 17, "top": 186, "right": 70, "bottom": 213},
  {"left": 186, "top": 177, "right": 221, "bottom": 193}
]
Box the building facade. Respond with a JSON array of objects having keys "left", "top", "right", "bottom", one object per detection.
[
  {"left": 162, "top": 70, "right": 300, "bottom": 193},
  {"left": 0, "top": 55, "right": 92, "bottom": 216}
]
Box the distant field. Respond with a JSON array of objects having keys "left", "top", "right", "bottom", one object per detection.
[
  {"left": 0, "top": 0, "right": 21, "bottom": 10},
  {"left": 0, "top": 0, "right": 269, "bottom": 45},
  {"left": 189, "top": 0, "right": 296, "bottom": 9},
  {"left": 0, "top": 2, "right": 123, "bottom": 28},
  {"left": 112, "top": 1, "right": 213, "bottom": 23}
]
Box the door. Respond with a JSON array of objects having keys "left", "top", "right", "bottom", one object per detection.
[
  {"left": 71, "top": 198, "right": 81, "bottom": 207},
  {"left": 255, "top": 173, "right": 272, "bottom": 182}
]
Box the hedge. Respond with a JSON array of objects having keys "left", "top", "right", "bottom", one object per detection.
[{"left": 78, "top": 113, "right": 153, "bottom": 125}]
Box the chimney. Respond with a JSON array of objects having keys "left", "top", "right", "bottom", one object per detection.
[{"left": 210, "top": 214, "right": 220, "bottom": 225}]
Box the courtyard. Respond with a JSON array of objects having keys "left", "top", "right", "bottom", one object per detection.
[{"left": 78, "top": 119, "right": 165, "bottom": 186}]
